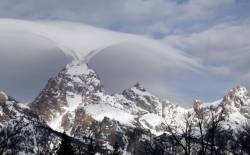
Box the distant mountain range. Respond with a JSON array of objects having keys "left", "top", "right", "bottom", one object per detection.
[{"left": 0, "top": 60, "right": 249, "bottom": 154}]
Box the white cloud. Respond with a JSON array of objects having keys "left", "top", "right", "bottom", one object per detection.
[
  {"left": 0, "top": 31, "right": 72, "bottom": 101},
  {"left": 163, "top": 21, "right": 250, "bottom": 84},
  {"left": 0, "top": 18, "right": 203, "bottom": 104},
  {"left": 0, "top": 18, "right": 200, "bottom": 70}
]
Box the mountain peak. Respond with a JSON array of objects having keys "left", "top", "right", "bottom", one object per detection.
[
  {"left": 122, "top": 83, "right": 153, "bottom": 100},
  {"left": 133, "top": 82, "right": 146, "bottom": 91},
  {"left": 222, "top": 86, "right": 249, "bottom": 106},
  {"left": 30, "top": 61, "right": 104, "bottom": 123},
  {"left": 0, "top": 91, "right": 8, "bottom": 104},
  {"left": 227, "top": 86, "right": 249, "bottom": 98},
  {"left": 65, "top": 61, "right": 94, "bottom": 76},
  {"left": 218, "top": 86, "right": 250, "bottom": 117}
]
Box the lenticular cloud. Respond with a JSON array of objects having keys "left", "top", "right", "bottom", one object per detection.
[
  {"left": 0, "top": 18, "right": 203, "bottom": 104},
  {"left": 0, "top": 18, "right": 200, "bottom": 71}
]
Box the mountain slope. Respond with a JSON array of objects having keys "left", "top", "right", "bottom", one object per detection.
[
  {"left": 28, "top": 61, "right": 250, "bottom": 154},
  {"left": 0, "top": 91, "right": 62, "bottom": 154},
  {"left": 29, "top": 61, "right": 188, "bottom": 153}
]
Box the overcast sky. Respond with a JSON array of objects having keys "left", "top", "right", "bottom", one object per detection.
[{"left": 0, "top": 0, "right": 249, "bottom": 106}]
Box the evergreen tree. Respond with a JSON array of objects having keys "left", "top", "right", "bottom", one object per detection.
[
  {"left": 87, "top": 138, "right": 96, "bottom": 155},
  {"left": 113, "top": 142, "right": 122, "bottom": 155},
  {"left": 57, "top": 132, "right": 74, "bottom": 155}
]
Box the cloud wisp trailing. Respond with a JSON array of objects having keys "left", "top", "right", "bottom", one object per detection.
[{"left": 164, "top": 21, "right": 250, "bottom": 84}]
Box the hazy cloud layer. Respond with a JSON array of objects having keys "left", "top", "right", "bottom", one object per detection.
[
  {"left": 88, "top": 43, "right": 200, "bottom": 104},
  {"left": 88, "top": 39, "right": 247, "bottom": 105},
  {"left": 0, "top": 32, "right": 72, "bottom": 101}
]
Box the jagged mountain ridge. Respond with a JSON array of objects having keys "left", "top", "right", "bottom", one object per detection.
[
  {"left": 30, "top": 61, "right": 187, "bottom": 135},
  {"left": 0, "top": 91, "right": 102, "bottom": 154},
  {"left": 0, "top": 91, "right": 63, "bottom": 154},
  {"left": 30, "top": 61, "right": 250, "bottom": 136},
  {"left": 1, "top": 61, "right": 250, "bottom": 154},
  {"left": 28, "top": 61, "right": 189, "bottom": 153}
]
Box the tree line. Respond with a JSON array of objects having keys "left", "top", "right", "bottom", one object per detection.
[{"left": 0, "top": 110, "right": 250, "bottom": 155}]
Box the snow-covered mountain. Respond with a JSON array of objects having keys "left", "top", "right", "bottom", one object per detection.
[
  {"left": 28, "top": 61, "right": 250, "bottom": 152},
  {"left": 203, "top": 86, "right": 250, "bottom": 130},
  {"left": 1, "top": 60, "right": 250, "bottom": 154},
  {"left": 30, "top": 61, "right": 187, "bottom": 134},
  {"left": 0, "top": 91, "right": 64, "bottom": 154}
]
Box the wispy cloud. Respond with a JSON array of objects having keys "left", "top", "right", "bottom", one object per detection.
[
  {"left": 163, "top": 20, "right": 250, "bottom": 89},
  {"left": 0, "top": 0, "right": 241, "bottom": 36}
]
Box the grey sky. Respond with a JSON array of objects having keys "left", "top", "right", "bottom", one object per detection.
[
  {"left": 0, "top": 32, "right": 72, "bottom": 101},
  {"left": 88, "top": 42, "right": 245, "bottom": 105},
  {"left": 0, "top": 0, "right": 249, "bottom": 105},
  {"left": 0, "top": 0, "right": 249, "bottom": 37}
]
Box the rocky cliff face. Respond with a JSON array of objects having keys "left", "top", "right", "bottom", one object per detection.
[
  {"left": 221, "top": 86, "right": 250, "bottom": 117},
  {"left": 215, "top": 86, "right": 250, "bottom": 129},
  {"left": 0, "top": 91, "right": 64, "bottom": 154},
  {"left": 30, "top": 62, "right": 104, "bottom": 123},
  {"left": 0, "top": 91, "right": 35, "bottom": 126},
  {"left": 190, "top": 86, "right": 250, "bottom": 131},
  {"left": 0, "top": 91, "right": 8, "bottom": 105}
]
